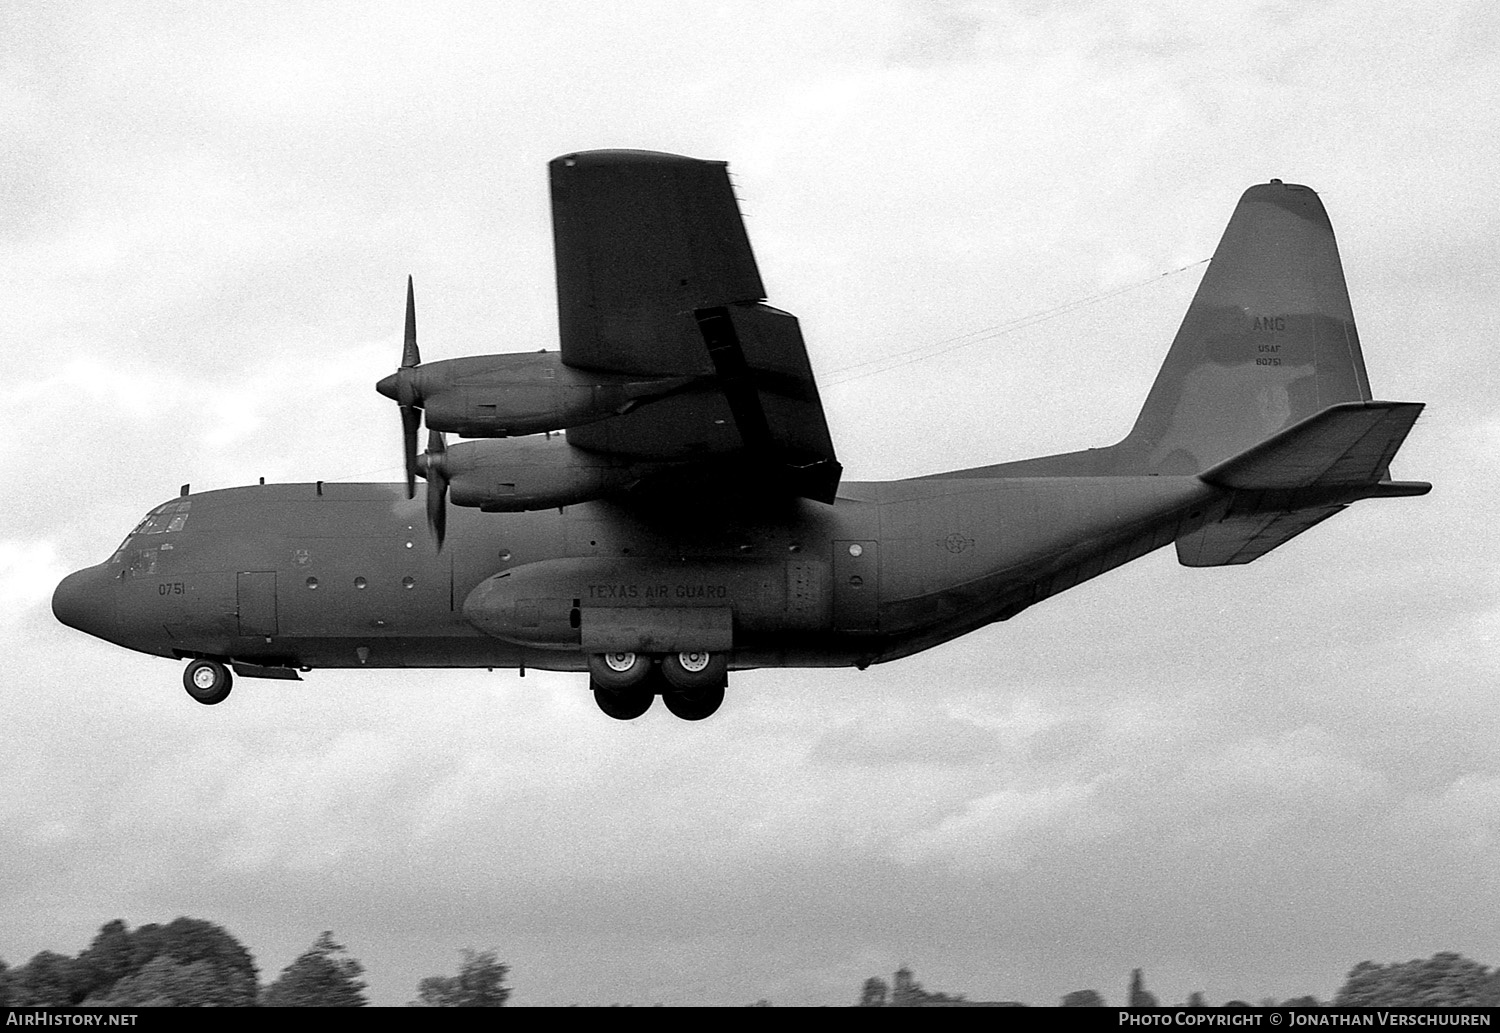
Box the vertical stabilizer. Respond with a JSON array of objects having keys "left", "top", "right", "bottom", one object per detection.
[{"left": 1116, "top": 181, "right": 1372, "bottom": 475}]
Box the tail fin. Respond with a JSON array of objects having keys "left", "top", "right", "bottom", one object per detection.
[{"left": 1116, "top": 180, "right": 1373, "bottom": 475}]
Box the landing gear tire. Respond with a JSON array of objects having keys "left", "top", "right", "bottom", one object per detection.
[
  {"left": 591, "top": 679, "right": 654, "bottom": 720},
  {"left": 183, "top": 659, "right": 233, "bottom": 705},
  {"left": 660, "top": 651, "right": 728, "bottom": 693},
  {"left": 588, "top": 651, "right": 652, "bottom": 690},
  {"left": 662, "top": 684, "right": 725, "bottom": 721}
]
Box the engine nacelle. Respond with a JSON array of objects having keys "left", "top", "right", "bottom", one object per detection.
[
  {"left": 378, "top": 351, "right": 694, "bottom": 437},
  {"left": 438, "top": 435, "right": 646, "bottom": 512}
]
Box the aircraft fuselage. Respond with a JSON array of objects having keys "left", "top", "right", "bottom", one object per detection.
[{"left": 55, "top": 474, "right": 1221, "bottom": 674}]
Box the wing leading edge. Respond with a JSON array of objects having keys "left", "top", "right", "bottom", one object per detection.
[{"left": 550, "top": 150, "right": 841, "bottom": 503}]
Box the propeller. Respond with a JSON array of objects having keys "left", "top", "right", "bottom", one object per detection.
[
  {"left": 376, "top": 276, "right": 423, "bottom": 499},
  {"left": 416, "top": 429, "right": 449, "bottom": 549}
]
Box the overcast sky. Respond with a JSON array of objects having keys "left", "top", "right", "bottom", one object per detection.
[{"left": 4, "top": 0, "right": 1498, "bottom": 1007}]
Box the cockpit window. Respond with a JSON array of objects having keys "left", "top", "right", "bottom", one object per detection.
[
  {"left": 111, "top": 500, "right": 193, "bottom": 564},
  {"left": 131, "top": 500, "right": 192, "bottom": 536}
]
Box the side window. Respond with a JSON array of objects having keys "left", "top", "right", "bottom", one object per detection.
[{"left": 125, "top": 548, "right": 158, "bottom": 578}]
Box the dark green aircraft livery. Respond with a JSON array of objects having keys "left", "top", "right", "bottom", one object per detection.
[{"left": 53, "top": 151, "right": 1430, "bottom": 720}]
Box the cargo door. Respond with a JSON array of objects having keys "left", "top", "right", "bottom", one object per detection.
[
  {"left": 832, "top": 540, "right": 878, "bottom": 631},
  {"left": 237, "top": 571, "right": 278, "bottom": 637}
]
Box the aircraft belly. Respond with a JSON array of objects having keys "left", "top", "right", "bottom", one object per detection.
[{"left": 259, "top": 635, "right": 527, "bottom": 670}]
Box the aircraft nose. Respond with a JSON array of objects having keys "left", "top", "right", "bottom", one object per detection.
[{"left": 52, "top": 566, "right": 117, "bottom": 641}]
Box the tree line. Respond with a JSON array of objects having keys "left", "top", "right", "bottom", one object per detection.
[
  {"left": 8, "top": 921, "right": 1495, "bottom": 1006},
  {"left": 858, "top": 956, "right": 1500, "bottom": 1008},
  {"left": 0, "top": 918, "right": 509, "bottom": 1007}
]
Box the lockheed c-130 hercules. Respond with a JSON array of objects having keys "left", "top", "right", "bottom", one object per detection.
[{"left": 52, "top": 150, "right": 1429, "bottom": 720}]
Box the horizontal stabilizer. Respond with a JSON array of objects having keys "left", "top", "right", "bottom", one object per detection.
[
  {"left": 1199, "top": 400, "right": 1425, "bottom": 490},
  {"left": 1179, "top": 400, "right": 1429, "bottom": 567},
  {"left": 1177, "top": 505, "right": 1345, "bottom": 567}
]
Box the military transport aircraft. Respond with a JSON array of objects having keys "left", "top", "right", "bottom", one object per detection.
[{"left": 52, "top": 150, "right": 1429, "bottom": 720}]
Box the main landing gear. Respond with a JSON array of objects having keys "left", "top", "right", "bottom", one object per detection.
[
  {"left": 183, "top": 659, "right": 233, "bottom": 705},
  {"left": 588, "top": 651, "right": 728, "bottom": 721}
]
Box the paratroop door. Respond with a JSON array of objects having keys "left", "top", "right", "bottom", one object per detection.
[{"left": 832, "top": 540, "right": 878, "bottom": 631}]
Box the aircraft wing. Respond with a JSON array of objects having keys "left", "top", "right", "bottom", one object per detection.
[{"left": 550, "top": 150, "right": 841, "bottom": 503}]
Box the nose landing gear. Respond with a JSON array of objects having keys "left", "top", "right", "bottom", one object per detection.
[{"left": 183, "top": 659, "right": 233, "bottom": 705}]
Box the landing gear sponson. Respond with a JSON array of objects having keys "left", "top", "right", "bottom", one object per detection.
[{"left": 588, "top": 651, "right": 728, "bottom": 721}]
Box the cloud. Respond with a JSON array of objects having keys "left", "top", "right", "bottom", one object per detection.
[
  {"left": 892, "top": 779, "right": 1117, "bottom": 870},
  {"left": 1404, "top": 775, "right": 1500, "bottom": 853},
  {"left": 0, "top": 540, "right": 68, "bottom": 624},
  {"left": 809, "top": 707, "right": 1004, "bottom": 767},
  {"left": 886, "top": 0, "right": 987, "bottom": 68}
]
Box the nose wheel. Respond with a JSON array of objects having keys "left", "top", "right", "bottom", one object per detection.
[{"left": 183, "top": 659, "right": 233, "bottom": 705}]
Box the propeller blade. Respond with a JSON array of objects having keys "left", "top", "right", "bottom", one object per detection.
[
  {"left": 401, "top": 404, "right": 420, "bottom": 500},
  {"left": 402, "top": 275, "right": 420, "bottom": 368},
  {"left": 391, "top": 276, "right": 425, "bottom": 500},
  {"left": 423, "top": 430, "right": 448, "bottom": 549},
  {"left": 428, "top": 479, "right": 447, "bottom": 549}
]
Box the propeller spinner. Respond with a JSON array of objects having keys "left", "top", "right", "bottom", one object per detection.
[{"left": 375, "top": 276, "right": 423, "bottom": 499}]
